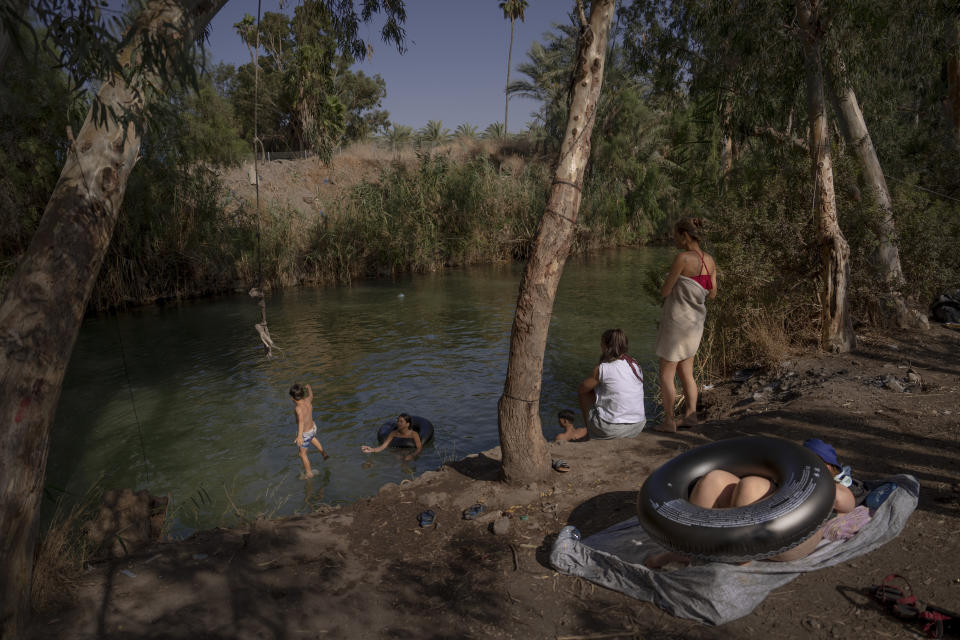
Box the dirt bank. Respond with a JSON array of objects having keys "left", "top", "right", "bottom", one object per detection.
[{"left": 31, "top": 325, "right": 960, "bottom": 639}]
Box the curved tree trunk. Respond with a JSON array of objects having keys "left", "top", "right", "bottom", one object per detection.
[
  {"left": 797, "top": 0, "right": 855, "bottom": 353},
  {"left": 498, "top": 0, "right": 615, "bottom": 485},
  {"left": 0, "top": 2, "right": 226, "bottom": 636},
  {"left": 826, "top": 54, "right": 928, "bottom": 329}
]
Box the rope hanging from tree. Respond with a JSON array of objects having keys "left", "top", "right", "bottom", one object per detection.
[{"left": 249, "top": 0, "right": 282, "bottom": 359}]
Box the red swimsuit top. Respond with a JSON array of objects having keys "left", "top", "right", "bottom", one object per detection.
[{"left": 691, "top": 251, "right": 713, "bottom": 290}]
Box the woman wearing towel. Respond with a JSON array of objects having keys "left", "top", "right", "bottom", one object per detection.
[{"left": 653, "top": 218, "right": 717, "bottom": 433}]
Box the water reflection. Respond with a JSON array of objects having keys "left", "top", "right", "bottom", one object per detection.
[{"left": 48, "top": 247, "right": 671, "bottom": 535}]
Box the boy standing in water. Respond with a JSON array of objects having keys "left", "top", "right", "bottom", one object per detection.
[{"left": 290, "top": 383, "right": 329, "bottom": 478}]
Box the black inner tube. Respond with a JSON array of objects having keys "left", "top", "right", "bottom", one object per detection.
[{"left": 637, "top": 436, "right": 837, "bottom": 562}]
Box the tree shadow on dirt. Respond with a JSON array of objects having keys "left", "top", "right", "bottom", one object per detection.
[
  {"left": 75, "top": 519, "right": 345, "bottom": 640},
  {"left": 565, "top": 491, "right": 639, "bottom": 538},
  {"left": 444, "top": 453, "right": 501, "bottom": 482},
  {"left": 378, "top": 534, "right": 510, "bottom": 633}
]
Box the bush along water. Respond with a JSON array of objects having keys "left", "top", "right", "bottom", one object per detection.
[{"left": 83, "top": 148, "right": 659, "bottom": 311}]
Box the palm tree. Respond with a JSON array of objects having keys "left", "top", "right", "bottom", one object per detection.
[
  {"left": 454, "top": 123, "right": 478, "bottom": 140},
  {"left": 419, "top": 119, "right": 451, "bottom": 147},
  {"left": 483, "top": 121, "right": 506, "bottom": 140},
  {"left": 508, "top": 20, "right": 580, "bottom": 141},
  {"left": 499, "top": 0, "right": 528, "bottom": 136},
  {"left": 381, "top": 124, "right": 413, "bottom": 151}
]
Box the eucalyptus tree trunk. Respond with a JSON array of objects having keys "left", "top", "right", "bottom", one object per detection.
[
  {"left": 0, "top": 1, "right": 226, "bottom": 636},
  {"left": 498, "top": 0, "right": 615, "bottom": 484},
  {"left": 948, "top": 16, "right": 960, "bottom": 146},
  {"left": 826, "top": 53, "right": 927, "bottom": 329},
  {"left": 797, "top": 0, "right": 855, "bottom": 353},
  {"left": 720, "top": 99, "right": 734, "bottom": 186}
]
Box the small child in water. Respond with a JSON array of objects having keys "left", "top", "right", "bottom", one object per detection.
[
  {"left": 555, "top": 409, "right": 587, "bottom": 443},
  {"left": 290, "top": 383, "right": 329, "bottom": 478},
  {"left": 361, "top": 413, "right": 423, "bottom": 461}
]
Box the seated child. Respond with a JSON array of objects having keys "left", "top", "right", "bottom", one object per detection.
[{"left": 555, "top": 409, "right": 588, "bottom": 443}]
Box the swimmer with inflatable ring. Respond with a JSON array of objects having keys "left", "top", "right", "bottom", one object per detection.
[
  {"left": 361, "top": 413, "right": 423, "bottom": 461},
  {"left": 645, "top": 437, "right": 855, "bottom": 568}
]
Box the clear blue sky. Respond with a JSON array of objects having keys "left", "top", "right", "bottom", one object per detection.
[{"left": 204, "top": 1, "right": 575, "bottom": 133}]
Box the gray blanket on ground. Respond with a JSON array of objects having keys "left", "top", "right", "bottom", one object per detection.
[
  {"left": 655, "top": 276, "right": 708, "bottom": 362},
  {"left": 550, "top": 475, "right": 919, "bottom": 626}
]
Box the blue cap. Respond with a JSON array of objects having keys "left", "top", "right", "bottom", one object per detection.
[{"left": 803, "top": 438, "right": 839, "bottom": 467}]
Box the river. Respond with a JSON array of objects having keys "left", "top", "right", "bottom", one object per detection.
[{"left": 47, "top": 247, "right": 670, "bottom": 535}]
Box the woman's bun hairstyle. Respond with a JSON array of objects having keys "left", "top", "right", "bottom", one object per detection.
[{"left": 674, "top": 216, "right": 705, "bottom": 242}]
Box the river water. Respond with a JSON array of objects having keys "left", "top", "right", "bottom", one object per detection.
[{"left": 47, "top": 247, "right": 670, "bottom": 535}]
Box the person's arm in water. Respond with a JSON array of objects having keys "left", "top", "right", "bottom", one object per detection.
[
  {"left": 403, "top": 431, "right": 423, "bottom": 461},
  {"left": 660, "top": 252, "right": 688, "bottom": 298},
  {"left": 361, "top": 431, "right": 395, "bottom": 454},
  {"left": 578, "top": 366, "right": 601, "bottom": 428}
]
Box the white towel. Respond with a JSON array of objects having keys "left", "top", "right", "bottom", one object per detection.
[{"left": 655, "top": 276, "right": 708, "bottom": 362}]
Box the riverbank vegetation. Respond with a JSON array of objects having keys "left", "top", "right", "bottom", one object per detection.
[{"left": 3, "top": 3, "right": 958, "bottom": 374}]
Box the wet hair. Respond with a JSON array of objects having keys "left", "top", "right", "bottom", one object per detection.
[
  {"left": 599, "top": 328, "right": 629, "bottom": 363},
  {"left": 558, "top": 409, "right": 576, "bottom": 424},
  {"left": 397, "top": 413, "right": 412, "bottom": 428},
  {"left": 289, "top": 383, "right": 307, "bottom": 400},
  {"left": 674, "top": 217, "right": 705, "bottom": 243}
]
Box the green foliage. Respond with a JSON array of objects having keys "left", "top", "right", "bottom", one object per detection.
[
  {"left": 454, "top": 123, "right": 478, "bottom": 140},
  {"left": 381, "top": 124, "right": 414, "bottom": 150},
  {"left": 309, "top": 153, "right": 550, "bottom": 279},
  {"left": 483, "top": 122, "right": 506, "bottom": 139},
  {"left": 418, "top": 120, "right": 451, "bottom": 146},
  {"left": 0, "top": 28, "right": 86, "bottom": 288},
  {"left": 228, "top": 1, "right": 392, "bottom": 156}
]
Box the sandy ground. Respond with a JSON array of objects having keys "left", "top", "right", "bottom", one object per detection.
[{"left": 30, "top": 324, "right": 960, "bottom": 639}]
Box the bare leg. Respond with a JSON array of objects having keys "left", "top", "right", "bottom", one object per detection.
[
  {"left": 298, "top": 447, "right": 316, "bottom": 478},
  {"left": 310, "top": 437, "right": 329, "bottom": 460},
  {"left": 578, "top": 386, "right": 596, "bottom": 433},
  {"left": 677, "top": 356, "right": 698, "bottom": 425},
  {"left": 769, "top": 527, "right": 825, "bottom": 562},
  {"left": 731, "top": 476, "right": 772, "bottom": 506},
  {"left": 690, "top": 469, "right": 740, "bottom": 507},
  {"left": 655, "top": 358, "right": 679, "bottom": 432}
]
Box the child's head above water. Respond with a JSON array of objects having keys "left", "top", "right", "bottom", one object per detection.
[
  {"left": 397, "top": 413, "right": 413, "bottom": 429},
  {"left": 558, "top": 409, "right": 575, "bottom": 427}
]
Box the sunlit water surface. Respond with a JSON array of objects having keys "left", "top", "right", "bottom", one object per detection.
[{"left": 48, "top": 247, "right": 671, "bottom": 535}]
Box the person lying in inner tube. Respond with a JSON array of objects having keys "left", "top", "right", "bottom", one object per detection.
[
  {"left": 645, "top": 438, "right": 856, "bottom": 568},
  {"left": 361, "top": 413, "right": 423, "bottom": 461}
]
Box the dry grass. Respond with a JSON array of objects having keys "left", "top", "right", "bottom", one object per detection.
[
  {"left": 744, "top": 310, "right": 794, "bottom": 373},
  {"left": 31, "top": 486, "right": 102, "bottom": 612}
]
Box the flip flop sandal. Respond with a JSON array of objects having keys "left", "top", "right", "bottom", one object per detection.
[
  {"left": 552, "top": 459, "right": 571, "bottom": 473},
  {"left": 462, "top": 503, "right": 486, "bottom": 520},
  {"left": 417, "top": 509, "right": 435, "bottom": 527}
]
